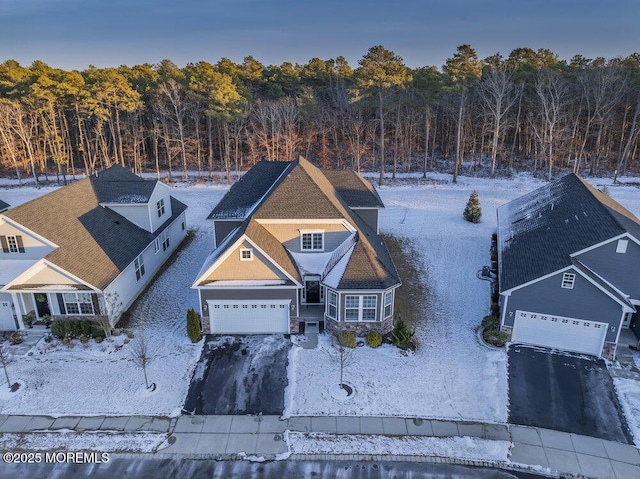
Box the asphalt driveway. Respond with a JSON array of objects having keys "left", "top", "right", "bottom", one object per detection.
[
  {"left": 183, "top": 335, "right": 290, "bottom": 415},
  {"left": 508, "top": 344, "right": 633, "bottom": 444}
]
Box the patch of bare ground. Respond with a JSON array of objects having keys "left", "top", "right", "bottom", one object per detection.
[{"left": 381, "top": 234, "right": 426, "bottom": 330}]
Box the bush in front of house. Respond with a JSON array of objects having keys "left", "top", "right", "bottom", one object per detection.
[
  {"left": 365, "top": 331, "right": 383, "bottom": 348},
  {"left": 336, "top": 330, "right": 357, "bottom": 349},
  {"left": 481, "top": 314, "right": 508, "bottom": 347},
  {"left": 186, "top": 308, "right": 202, "bottom": 343},
  {"left": 51, "top": 319, "right": 96, "bottom": 341},
  {"left": 463, "top": 190, "right": 482, "bottom": 223},
  {"left": 391, "top": 318, "right": 415, "bottom": 349}
]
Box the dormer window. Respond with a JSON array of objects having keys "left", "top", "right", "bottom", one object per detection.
[
  {"left": 157, "top": 198, "right": 165, "bottom": 218},
  {"left": 301, "top": 231, "right": 324, "bottom": 251},
  {"left": 561, "top": 273, "right": 575, "bottom": 289},
  {"left": 1, "top": 235, "right": 25, "bottom": 253},
  {"left": 240, "top": 248, "right": 253, "bottom": 261}
]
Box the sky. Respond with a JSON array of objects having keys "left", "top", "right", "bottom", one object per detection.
[{"left": 1, "top": 0, "right": 639, "bottom": 71}]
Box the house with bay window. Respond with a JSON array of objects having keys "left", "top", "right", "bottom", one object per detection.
[
  {"left": 192, "top": 157, "right": 401, "bottom": 335},
  {"left": 0, "top": 165, "right": 187, "bottom": 331}
]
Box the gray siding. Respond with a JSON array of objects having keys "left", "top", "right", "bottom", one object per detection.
[
  {"left": 353, "top": 208, "right": 379, "bottom": 233},
  {"left": 282, "top": 231, "right": 351, "bottom": 253},
  {"left": 200, "top": 288, "right": 298, "bottom": 317},
  {"left": 502, "top": 269, "right": 624, "bottom": 342},
  {"left": 213, "top": 220, "right": 242, "bottom": 246},
  {"left": 576, "top": 238, "right": 640, "bottom": 300}
]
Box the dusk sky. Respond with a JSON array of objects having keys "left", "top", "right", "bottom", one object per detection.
[{"left": 1, "top": 0, "right": 639, "bottom": 70}]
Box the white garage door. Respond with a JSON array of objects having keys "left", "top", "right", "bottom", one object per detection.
[
  {"left": 208, "top": 300, "right": 290, "bottom": 334},
  {"left": 0, "top": 293, "right": 16, "bottom": 331},
  {"left": 512, "top": 310, "right": 607, "bottom": 356}
]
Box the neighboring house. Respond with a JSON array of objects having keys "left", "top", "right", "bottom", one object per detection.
[
  {"left": 497, "top": 173, "right": 640, "bottom": 359},
  {"left": 0, "top": 200, "right": 9, "bottom": 213},
  {"left": 193, "top": 157, "right": 401, "bottom": 335},
  {"left": 0, "top": 165, "right": 187, "bottom": 331}
]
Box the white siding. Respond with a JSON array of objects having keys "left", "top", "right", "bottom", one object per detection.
[
  {"left": 148, "top": 184, "right": 173, "bottom": 233},
  {"left": 104, "top": 204, "right": 151, "bottom": 232}
]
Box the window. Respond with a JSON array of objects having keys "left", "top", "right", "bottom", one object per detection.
[
  {"left": 156, "top": 198, "right": 165, "bottom": 218},
  {"left": 240, "top": 248, "right": 253, "bottom": 261},
  {"left": 1, "top": 235, "right": 24, "bottom": 253},
  {"left": 181, "top": 221, "right": 185, "bottom": 231},
  {"left": 154, "top": 238, "right": 161, "bottom": 254},
  {"left": 301, "top": 231, "right": 323, "bottom": 251},
  {"left": 616, "top": 239, "right": 629, "bottom": 254},
  {"left": 162, "top": 231, "right": 170, "bottom": 251},
  {"left": 345, "top": 296, "right": 359, "bottom": 321},
  {"left": 327, "top": 290, "right": 338, "bottom": 319},
  {"left": 384, "top": 292, "right": 393, "bottom": 317},
  {"left": 61, "top": 293, "right": 95, "bottom": 315},
  {"left": 345, "top": 295, "right": 377, "bottom": 322},
  {"left": 561, "top": 273, "right": 575, "bottom": 289},
  {"left": 134, "top": 255, "right": 145, "bottom": 281}
]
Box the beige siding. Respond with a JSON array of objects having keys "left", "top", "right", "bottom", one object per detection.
[
  {"left": 0, "top": 219, "right": 54, "bottom": 260},
  {"left": 262, "top": 223, "right": 351, "bottom": 253},
  {"left": 21, "top": 264, "right": 81, "bottom": 285},
  {"left": 205, "top": 240, "right": 287, "bottom": 282}
]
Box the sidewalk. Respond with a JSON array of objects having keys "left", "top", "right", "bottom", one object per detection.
[{"left": 0, "top": 413, "right": 638, "bottom": 478}]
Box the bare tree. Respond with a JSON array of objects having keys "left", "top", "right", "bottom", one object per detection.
[
  {"left": 478, "top": 65, "right": 519, "bottom": 176},
  {"left": 334, "top": 331, "right": 356, "bottom": 390},
  {"left": 0, "top": 341, "right": 16, "bottom": 391},
  {"left": 536, "top": 69, "right": 569, "bottom": 181},
  {"left": 131, "top": 330, "right": 155, "bottom": 391}
]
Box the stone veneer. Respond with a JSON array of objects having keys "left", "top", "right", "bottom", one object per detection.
[
  {"left": 289, "top": 317, "right": 300, "bottom": 334},
  {"left": 201, "top": 316, "right": 211, "bottom": 334},
  {"left": 602, "top": 341, "right": 616, "bottom": 361},
  {"left": 324, "top": 315, "right": 394, "bottom": 336},
  {"left": 500, "top": 325, "right": 513, "bottom": 340}
]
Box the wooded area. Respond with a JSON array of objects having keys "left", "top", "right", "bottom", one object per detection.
[{"left": 1, "top": 44, "right": 639, "bottom": 184}]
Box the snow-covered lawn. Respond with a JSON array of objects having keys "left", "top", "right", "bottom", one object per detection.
[
  {"left": 613, "top": 378, "right": 640, "bottom": 445},
  {"left": 286, "top": 173, "right": 640, "bottom": 424},
  {"left": 2, "top": 172, "right": 640, "bottom": 428}
]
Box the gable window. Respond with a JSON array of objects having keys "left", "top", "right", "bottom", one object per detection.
[
  {"left": 327, "top": 290, "right": 337, "bottom": 319},
  {"left": 300, "top": 231, "right": 324, "bottom": 251},
  {"left": 134, "top": 254, "right": 145, "bottom": 281},
  {"left": 384, "top": 291, "right": 393, "bottom": 318},
  {"left": 616, "top": 239, "right": 628, "bottom": 254},
  {"left": 161, "top": 231, "right": 170, "bottom": 251},
  {"left": 561, "top": 273, "right": 575, "bottom": 289},
  {"left": 1, "top": 235, "right": 25, "bottom": 253},
  {"left": 60, "top": 293, "right": 95, "bottom": 315},
  {"left": 240, "top": 248, "right": 253, "bottom": 261},
  {"left": 157, "top": 198, "right": 165, "bottom": 218},
  {"left": 344, "top": 295, "right": 378, "bottom": 322}
]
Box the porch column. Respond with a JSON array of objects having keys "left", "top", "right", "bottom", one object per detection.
[{"left": 11, "top": 292, "right": 24, "bottom": 329}]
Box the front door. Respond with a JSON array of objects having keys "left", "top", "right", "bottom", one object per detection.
[
  {"left": 35, "top": 293, "right": 51, "bottom": 318},
  {"left": 305, "top": 280, "right": 320, "bottom": 303}
]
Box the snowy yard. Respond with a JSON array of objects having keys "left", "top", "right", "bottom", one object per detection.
[{"left": 1, "top": 172, "right": 640, "bottom": 432}]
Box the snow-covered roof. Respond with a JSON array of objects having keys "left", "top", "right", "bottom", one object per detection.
[
  {"left": 202, "top": 279, "right": 289, "bottom": 287},
  {"left": 289, "top": 251, "right": 334, "bottom": 276},
  {"left": 322, "top": 245, "right": 355, "bottom": 289}
]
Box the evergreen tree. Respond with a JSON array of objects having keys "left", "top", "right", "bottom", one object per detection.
[
  {"left": 186, "top": 308, "right": 202, "bottom": 343},
  {"left": 463, "top": 190, "right": 482, "bottom": 223}
]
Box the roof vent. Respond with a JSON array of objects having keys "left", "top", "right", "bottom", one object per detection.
[{"left": 551, "top": 203, "right": 554, "bottom": 211}]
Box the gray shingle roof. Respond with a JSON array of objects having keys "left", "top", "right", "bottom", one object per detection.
[
  {"left": 91, "top": 165, "right": 156, "bottom": 204},
  {"left": 498, "top": 173, "right": 640, "bottom": 292},
  {"left": 4, "top": 168, "right": 187, "bottom": 290},
  {"left": 207, "top": 162, "right": 291, "bottom": 219},
  {"left": 0, "top": 199, "right": 9, "bottom": 212},
  {"left": 322, "top": 170, "right": 384, "bottom": 208}
]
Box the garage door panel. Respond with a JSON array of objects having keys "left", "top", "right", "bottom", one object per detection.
[
  {"left": 512, "top": 310, "right": 606, "bottom": 356},
  {"left": 208, "top": 300, "right": 289, "bottom": 334},
  {"left": 0, "top": 293, "right": 16, "bottom": 331}
]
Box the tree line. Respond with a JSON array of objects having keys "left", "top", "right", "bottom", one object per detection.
[{"left": 1, "top": 44, "right": 639, "bottom": 185}]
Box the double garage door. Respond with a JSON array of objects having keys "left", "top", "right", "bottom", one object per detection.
[
  {"left": 207, "top": 300, "right": 290, "bottom": 334},
  {"left": 512, "top": 310, "right": 607, "bottom": 357}
]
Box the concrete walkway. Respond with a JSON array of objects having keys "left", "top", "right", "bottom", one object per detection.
[{"left": 0, "top": 413, "right": 638, "bottom": 478}]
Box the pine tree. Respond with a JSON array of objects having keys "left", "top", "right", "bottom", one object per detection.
[
  {"left": 186, "top": 308, "right": 202, "bottom": 343},
  {"left": 463, "top": 190, "right": 482, "bottom": 223}
]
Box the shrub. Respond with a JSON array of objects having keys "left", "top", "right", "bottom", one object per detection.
[
  {"left": 51, "top": 319, "right": 98, "bottom": 340},
  {"left": 51, "top": 321, "right": 65, "bottom": 340},
  {"left": 186, "top": 308, "right": 202, "bottom": 343},
  {"left": 336, "top": 330, "right": 357, "bottom": 349},
  {"left": 481, "top": 315, "right": 499, "bottom": 330},
  {"left": 365, "top": 331, "right": 383, "bottom": 348},
  {"left": 483, "top": 328, "right": 509, "bottom": 347},
  {"left": 8, "top": 331, "right": 24, "bottom": 345},
  {"left": 391, "top": 318, "right": 415, "bottom": 349},
  {"left": 95, "top": 336, "right": 103, "bottom": 344},
  {"left": 463, "top": 190, "right": 482, "bottom": 223}
]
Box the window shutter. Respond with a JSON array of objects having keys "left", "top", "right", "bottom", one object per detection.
[
  {"left": 0, "top": 236, "right": 7, "bottom": 253},
  {"left": 57, "top": 293, "right": 66, "bottom": 315},
  {"left": 16, "top": 235, "right": 25, "bottom": 253},
  {"left": 91, "top": 294, "right": 100, "bottom": 315}
]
